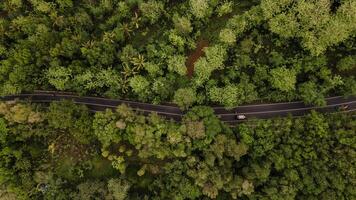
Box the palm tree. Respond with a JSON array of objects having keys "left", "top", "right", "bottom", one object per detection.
[
  {"left": 131, "top": 12, "right": 141, "bottom": 29},
  {"left": 82, "top": 40, "right": 95, "bottom": 49},
  {"left": 130, "top": 54, "right": 145, "bottom": 71},
  {"left": 103, "top": 32, "right": 115, "bottom": 43},
  {"left": 119, "top": 23, "right": 133, "bottom": 38}
]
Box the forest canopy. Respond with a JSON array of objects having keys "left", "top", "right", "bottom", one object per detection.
[
  {"left": 0, "top": 100, "right": 355, "bottom": 199},
  {"left": 0, "top": 0, "right": 355, "bottom": 199},
  {"left": 0, "top": 0, "right": 355, "bottom": 108}
]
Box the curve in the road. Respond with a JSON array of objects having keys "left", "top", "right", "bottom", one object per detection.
[{"left": 1, "top": 91, "right": 355, "bottom": 125}]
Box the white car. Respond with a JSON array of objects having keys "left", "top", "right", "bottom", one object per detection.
[{"left": 237, "top": 114, "right": 246, "bottom": 120}]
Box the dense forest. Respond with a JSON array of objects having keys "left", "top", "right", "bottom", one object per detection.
[
  {"left": 0, "top": 0, "right": 355, "bottom": 108},
  {"left": 1, "top": 0, "right": 356, "bottom": 199},
  {"left": 0, "top": 100, "right": 355, "bottom": 199}
]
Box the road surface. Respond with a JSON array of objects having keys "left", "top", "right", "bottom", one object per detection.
[{"left": 1, "top": 91, "right": 355, "bottom": 125}]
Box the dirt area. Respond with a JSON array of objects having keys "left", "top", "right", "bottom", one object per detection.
[{"left": 186, "top": 40, "right": 209, "bottom": 78}]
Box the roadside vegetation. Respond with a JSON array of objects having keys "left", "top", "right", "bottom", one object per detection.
[{"left": 0, "top": 100, "right": 355, "bottom": 199}]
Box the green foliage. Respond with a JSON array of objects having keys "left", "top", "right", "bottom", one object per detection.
[
  {"left": 209, "top": 82, "right": 257, "bottom": 108},
  {"left": 71, "top": 181, "right": 108, "bottom": 200},
  {"left": 47, "top": 101, "right": 76, "bottom": 129},
  {"left": 216, "top": 1, "right": 233, "bottom": 17},
  {"left": 46, "top": 67, "right": 72, "bottom": 91},
  {"left": 194, "top": 45, "right": 227, "bottom": 86},
  {"left": 269, "top": 67, "right": 296, "bottom": 92},
  {"left": 268, "top": 12, "right": 298, "bottom": 38},
  {"left": 0, "top": 0, "right": 356, "bottom": 197},
  {"left": 298, "top": 81, "right": 326, "bottom": 106},
  {"left": 139, "top": 0, "right": 164, "bottom": 24},
  {"left": 219, "top": 28, "right": 236, "bottom": 45},
  {"left": 129, "top": 75, "right": 151, "bottom": 100},
  {"left": 0, "top": 101, "right": 355, "bottom": 199},
  {"left": 0, "top": 0, "right": 355, "bottom": 196},
  {"left": 0, "top": 185, "right": 17, "bottom": 200},
  {"left": 74, "top": 69, "right": 121, "bottom": 95},
  {"left": 151, "top": 77, "right": 174, "bottom": 103},
  {"left": 93, "top": 109, "right": 120, "bottom": 149},
  {"left": 0, "top": 0, "right": 353, "bottom": 107},
  {"left": 167, "top": 55, "right": 187, "bottom": 76},
  {"left": 47, "top": 101, "right": 94, "bottom": 143},
  {"left": 226, "top": 6, "right": 264, "bottom": 38},
  {"left": 107, "top": 178, "right": 131, "bottom": 200},
  {"left": 240, "top": 112, "right": 356, "bottom": 200},
  {"left": 144, "top": 62, "right": 162, "bottom": 76},
  {"left": 168, "top": 31, "right": 186, "bottom": 51},
  {"left": 173, "top": 88, "right": 197, "bottom": 109},
  {"left": 0, "top": 1, "right": 355, "bottom": 197},
  {"left": 190, "top": 0, "right": 211, "bottom": 19},
  {"left": 337, "top": 55, "right": 356, "bottom": 72},
  {"left": 0, "top": 118, "right": 7, "bottom": 144},
  {"left": 173, "top": 15, "right": 193, "bottom": 34},
  {"left": 341, "top": 76, "right": 356, "bottom": 97},
  {"left": 204, "top": 45, "right": 226, "bottom": 69},
  {"left": 0, "top": 102, "right": 43, "bottom": 124},
  {"left": 260, "top": 0, "right": 294, "bottom": 19},
  {"left": 264, "top": 0, "right": 356, "bottom": 55}
]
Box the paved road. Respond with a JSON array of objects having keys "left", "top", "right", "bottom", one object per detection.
[{"left": 1, "top": 91, "right": 355, "bottom": 125}]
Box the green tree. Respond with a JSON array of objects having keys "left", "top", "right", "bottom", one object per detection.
[
  {"left": 93, "top": 109, "right": 120, "bottom": 149},
  {"left": 107, "top": 178, "right": 131, "bottom": 200},
  {"left": 168, "top": 31, "right": 186, "bottom": 51},
  {"left": 46, "top": 66, "right": 72, "bottom": 90},
  {"left": 337, "top": 55, "right": 356, "bottom": 72},
  {"left": 298, "top": 81, "right": 326, "bottom": 106},
  {"left": 0, "top": 103, "right": 42, "bottom": 124},
  {"left": 216, "top": 1, "right": 233, "bottom": 17},
  {"left": 194, "top": 45, "right": 226, "bottom": 86},
  {"left": 139, "top": 0, "right": 164, "bottom": 24},
  {"left": 268, "top": 12, "right": 299, "bottom": 38},
  {"left": 152, "top": 77, "right": 173, "bottom": 103},
  {"left": 341, "top": 77, "right": 356, "bottom": 97},
  {"left": 190, "top": 0, "right": 211, "bottom": 19},
  {"left": 173, "top": 15, "right": 193, "bottom": 34},
  {"left": 47, "top": 101, "right": 94, "bottom": 143},
  {"left": 129, "top": 75, "right": 150, "bottom": 98},
  {"left": 219, "top": 28, "right": 236, "bottom": 45},
  {"left": 74, "top": 69, "right": 120, "bottom": 95},
  {"left": 173, "top": 88, "right": 197, "bottom": 109},
  {"left": 209, "top": 82, "right": 257, "bottom": 108},
  {"left": 263, "top": 0, "right": 356, "bottom": 55},
  {"left": 260, "top": 0, "right": 294, "bottom": 19},
  {"left": 167, "top": 55, "right": 187, "bottom": 76},
  {"left": 269, "top": 67, "right": 296, "bottom": 92},
  {"left": 144, "top": 62, "right": 162, "bottom": 76}
]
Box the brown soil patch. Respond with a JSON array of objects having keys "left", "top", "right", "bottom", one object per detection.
[{"left": 186, "top": 40, "right": 209, "bottom": 78}]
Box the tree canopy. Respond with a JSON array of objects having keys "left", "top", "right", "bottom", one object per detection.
[
  {"left": 0, "top": 1, "right": 355, "bottom": 198},
  {"left": 0, "top": 0, "right": 354, "bottom": 108},
  {"left": 0, "top": 100, "right": 354, "bottom": 199}
]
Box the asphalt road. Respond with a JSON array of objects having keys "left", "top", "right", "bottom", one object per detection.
[{"left": 1, "top": 91, "right": 355, "bottom": 125}]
